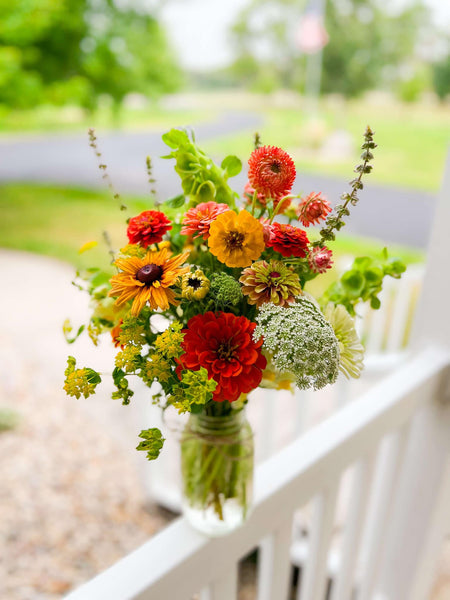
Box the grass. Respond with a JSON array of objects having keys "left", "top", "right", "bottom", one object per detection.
[
  {"left": 202, "top": 98, "right": 450, "bottom": 192},
  {"left": 0, "top": 183, "right": 424, "bottom": 275}
]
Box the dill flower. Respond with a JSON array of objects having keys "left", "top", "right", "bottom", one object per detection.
[
  {"left": 323, "top": 303, "right": 364, "bottom": 379},
  {"left": 308, "top": 246, "right": 334, "bottom": 274},
  {"left": 240, "top": 260, "right": 302, "bottom": 307},
  {"left": 296, "top": 192, "right": 331, "bottom": 227},
  {"left": 142, "top": 354, "right": 172, "bottom": 384},
  {"left": 127, "top": 210, "right": 172, "bottom": 247},
  {"left": 115, "top": 345, "right": 142, "bottom": 373},
  {"left": 248, "top": 145, "right": 296, "bottom": 198},
  {"left": 181, "top": 202, "right": 230, "bottom": 240},
  {"left": 181, "top": 269, "right": 210, "bottom": 301},
  {"left": 64, "top": 356, "right": 101, "bottom": 399},
  {"left": 208, "top": 209, "right": 265, "bottom": 268},
  {"left": 117, "top": 315, "right": 146, "bottom": 347},
  {"left": 119, "top": 244, "right": 147, "bottom": 259},
  {"left": 154, "top": 322, "right": 185, "bottom": 359},
  {"left": 254, "top": 297, "right": 340, "bottom": 390},
  {"left": 266, "top": 222, "right": 309, "bottom": 258},
  {"left": 260, "top": 351, "right": 296, "bottom": 392},
  {"left": 109, "top": 248, "right": 190, "bottom": 317},
  {"left": 209, "top": 273, "right": 243, "bottom": 307},
  {"left": 170, "top": 368, "right": 217, "bottom": 413}
]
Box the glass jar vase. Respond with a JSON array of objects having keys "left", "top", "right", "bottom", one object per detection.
[{"left": 180, "top": 409, "right": 254, "bottom": 536}]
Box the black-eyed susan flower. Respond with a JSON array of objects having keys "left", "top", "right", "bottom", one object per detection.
[{"left": 109, "top": 247, "right": 189, "bottom": 317}]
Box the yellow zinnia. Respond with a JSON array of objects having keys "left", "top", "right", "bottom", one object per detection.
[
  {"left": 208, "top": 209, "right": 265, "bottom": 268},
  {"left": 109, "top": 248, "right": 189, "bottom": 316}
]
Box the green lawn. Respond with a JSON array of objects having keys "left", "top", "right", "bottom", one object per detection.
[
  {"left": 202, "top": 99, "right": 450, "bottom": 192},
  {"left": 0, "top": 103, "right": 216, "bottom": 135},
  {"left": 0, "top": 184, "right": 424, "bottom": 275}
]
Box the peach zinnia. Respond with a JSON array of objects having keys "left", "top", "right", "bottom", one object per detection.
[
  {"left": 248, "top": 145, "right": 296, "bottom": 198},
  {"left": 109, "top": 248, "right": 189, "bottom": 316},
  {"left": 296, "top": 192, "right": 331, "bottom": 227},
  {"left": 208, "top": 210, "right": 265, "bottom": 268},
  {"left": 181, "top": 201, "right": 230, "bottom": 240}
]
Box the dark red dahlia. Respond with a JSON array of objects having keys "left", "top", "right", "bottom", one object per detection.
[
  {"left": 127, "top": 210, "right": 172, "bottom": 247},
  {"left": 248, "top": 146, "right": 296, "bottom": 198},
  {"left": 266, "top": 222, "right": 309, "bottom": 258},
  {"left": 296, "top": 192, "right": 331, "bottom": 227},
  {"left": 178, "top": 312, "right": 267, "bottom": 402}
]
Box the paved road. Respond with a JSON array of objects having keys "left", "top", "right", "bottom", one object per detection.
[{"left": 0, "top": 111, "right": 436, "bottom": 249}]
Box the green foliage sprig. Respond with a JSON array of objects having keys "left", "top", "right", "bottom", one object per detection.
[
  {"left": 316, "top": 126, "right": 376, "bottom": 246},
  {"left": 162, "top": 129, "right": 241, "bottom": 209},
  {"left": 136, "top": 428, "right": 165, "bottom": 461},
  {"left": 321, "top": 249, "right": 406, "bottom": 315}
]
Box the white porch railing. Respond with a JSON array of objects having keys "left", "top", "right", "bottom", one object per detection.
[{"left": 64, "top": 347, "right": 450, "bottom": 600}]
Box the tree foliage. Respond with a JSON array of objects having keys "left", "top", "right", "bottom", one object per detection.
[
  {"left": 0, "top": 0, "right": 182, "bottom": 109},
  {"left": 228, "top": 0, "right": 430, "bottom": 97}
]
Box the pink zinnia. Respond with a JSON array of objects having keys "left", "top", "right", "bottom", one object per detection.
[
  {"left": 296, "top": 192, "right": 331, "bottom": 227},
  {"left": 181, "top": 202, "right": 230, "bottom": 240},
  {"left": 308, "top": 246, "right": 333, "bottom": 273}
]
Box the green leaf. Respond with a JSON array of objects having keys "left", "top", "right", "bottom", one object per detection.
[
  {"left": 221, "top": 155, "right": 242, "bottom": 178},
  {"left": 64, "top": 324, "right": 85, "bottom": 344},
  {"left": 165, "top": 194, "right": 185, "bottom": 209},
  {"left": 162, "top": 128, "right": 190, "bottom": 149},
  {"left": 364, "top": 267, "right": 384, "bottom": 284},
  {"left": 196, "top": 180, "right": 216, "bottom": 202},
  {"left": 341, "top": 270, "right": 365, "bottom": 296},
  {"left": 370, "top": 295, "right": 381, "bottom": 310},
  {"left": 136, "top": 428, "right": 165, "bottom": 461},
  {"left": 86, "top": 369, "right": 102, "bottom": 385}
]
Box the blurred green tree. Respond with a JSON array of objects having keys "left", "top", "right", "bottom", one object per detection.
[
  {"left": 228, "top": 0, "right": 430, "bottom": 97},
  {"left": 0, "top": 0, "right": 182, "bottom": 110},
  {"left": 432, "top": 53, "right": 450, "bottom": 100}
]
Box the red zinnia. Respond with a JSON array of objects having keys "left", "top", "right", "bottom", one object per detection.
[
  {"left": 248, "top": 146, "right": 296, "bottom": 198},
  {"left": 308, "top": 246, "right": 333, "bottom": 273},
  {"left": 178, "top": 312, "right": 267, "bottom": 402},
  {"left": 127, "top": 210, "right": 172, "bottom": 247},
  {"left": 266, "top": 222, "right": 309, "bottom": 258},
  {"left": 296, "top": 192, "right": 331, "bottom": 227},
  {"left": 181, "top": 201, "right": 229, "bottom": 240}
]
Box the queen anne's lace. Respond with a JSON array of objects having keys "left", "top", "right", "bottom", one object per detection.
[{"left": 253, "top": 297, "right": 340, "bottom": 390}]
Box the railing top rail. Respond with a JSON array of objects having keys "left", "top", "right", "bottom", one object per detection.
[{"left": 65, "top": 346, "right": 450, "bottom": 600}]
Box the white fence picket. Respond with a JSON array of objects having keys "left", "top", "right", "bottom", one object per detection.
[
  {"left": 356, "top": 423, "right": 410, "bottom": 600},
  {"left": 330, "top": 452, "right": 376, "bottom": 600},
  {"left": 297, "top": 480, "right": 339, "bottom": 600},
  {"left": 257, "top": 519, "right": 293, "bottom": 600}
]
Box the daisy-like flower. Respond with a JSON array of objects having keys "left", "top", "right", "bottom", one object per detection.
[
  {"left": 181, "top": 201, "right": 230, "bottom": 240},
  {"left": 266, "top": 222, "right": 309, "bottom": 258},
  {"left": 323, "top": 303, "right": 364, "bottom": 379},
  {"left": 208, "top": 209, "right": 265, "bottom": 268},
  {"left": 109, "top": 248, "right": 190, "bottom": 317},
  {"left": 181, "top": 269, "right": 210, "bottom": 301},
  {"left": 127, "top": 210, "right": 172, "bottom": 247},
  {"left": 248, "top": 145, "right": 296, "bottom": 198},
  {"left": 240, "top": 260, "right": 302, "bottom": 307},
  {"left": 308, "top": 246, "right": 333, "bottom": 274},
  {"left": 296, "top": 192, "right": 332, "bottom": 227},
  {"left": 178, "top": 311, "right": 267, "bottom": 402}
]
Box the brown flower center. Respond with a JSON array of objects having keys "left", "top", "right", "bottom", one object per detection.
[
  {"left": 225, "top": 230, "right": 245, "bottom": 250},
  {"left": 217, "top": 342, "right": 236, "bottom": 361},
  {"left": 188, "top": 277, "right": 202, "bottom": 290},
  {"left": 270, "top": 161, "right": 281, "bottom": 174},
  {"left": 136, "top": 263, "right": 162, "bottom": 285},
  {"left": 269, "top": 271, "right": 281, "bottom": 279}
]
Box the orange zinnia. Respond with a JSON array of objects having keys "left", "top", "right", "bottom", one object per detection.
[
  {"left": 109, "top": 248, "right": 190, "bottom": 316},
  {"left": 208, "top": 210, "right": 265, "bottom": 268}
]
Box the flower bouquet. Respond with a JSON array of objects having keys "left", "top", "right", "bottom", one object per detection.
[{"left": 64, "top": 126, "right": 405, "bottom": 536}]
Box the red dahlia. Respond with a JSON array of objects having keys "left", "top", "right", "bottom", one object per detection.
[
  {"left": 296, "top": 192, "right": 331, "bottom": 227},
  {"left": 127, "top": 210, "right": 172, "bottom": 247},
  {"left": 248, "top": 146, "right": 296, "bottom": 198},
  {"left": 266, "top": 222, "right": 309, "bottom": 258},
  {"left": 181, "top": 201, "right": 229, "bottom": 240},
  {"left": 178, "top": 312, "right": 267, "bottom": 402}
]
